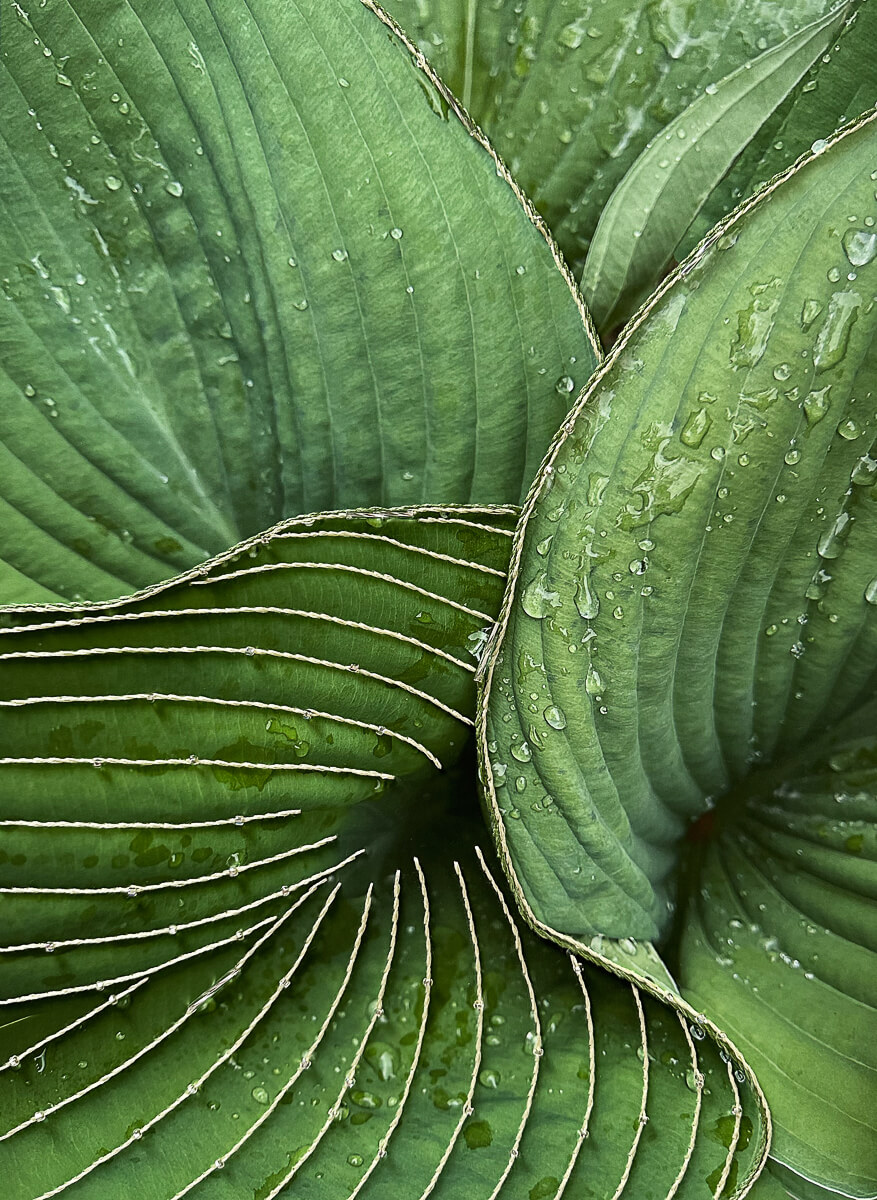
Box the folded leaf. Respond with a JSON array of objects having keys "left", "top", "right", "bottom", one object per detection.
[
  {"left": 681, "top": 706, "right": 877, "bottom": 1198},
  {"left": 0, "top": 508, "right": 768, "bottom": 1197},
  {"left": 581, "top": 2, "right": 852, "bottom": 334},
  {"left": 0, "top": 0, "right": 596, "bottom": 605},
  {"left": 383, "top": 0, "right": 843, "bottom": 278},
  {"left": 481, "top": 111, "right": 877, "bottom": 1195},
  {"left": 682, "top": 0, "right": 877, "bottom": 260}
]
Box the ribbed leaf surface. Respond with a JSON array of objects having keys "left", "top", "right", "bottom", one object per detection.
[
  {"left": 0, "top": 0, "right": 596, "bottom": 605},
  {"left": 480, "top": 112, "right": 877, "bottom": 1196},
  {"left": 382, "top": 0, "right": 840, "bottom": 279},
  {"left": 0, "top": 509, "right": 767, "bottom": 1197},
  {"left": 683, "top": 0, "right": 877, "bottom": 261},
  {"left": 580, "top": 3, "right": 852, "bottom": 333},
  {"left": 681, "top": 706, "right": 877, "bottom": 1198}
]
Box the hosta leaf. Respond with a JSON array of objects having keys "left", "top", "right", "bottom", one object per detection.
[
  {"left": 0, "top": 0, "right": 596, "bottom": 606},
  {"left": 480, "top": 112, "right": 877, "bottom": 1195},
  {"left": 580, "top": 2, "right": 852, "bottom": 334},
  {"left": 383, "top": 0, "right": 840, "bottom": 279},
  {"left": 681, "top": 705, "right": 877, "bottom": 1198},
  {"left": 682, "top": 0, "right": 877, "bottom": 261},
  {"left": 0, "top": 509, "right": 768, "bottom": 1197}
]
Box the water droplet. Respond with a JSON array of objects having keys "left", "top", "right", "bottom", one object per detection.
[
  {"left": 555, "top": 374, "right": 575, "bottom": 395},
  {"left": 389, "top": 227, "right": 403, "bottom": 240},
  {"left": 680, "top": 408, "right": 712, "bottom": 448},
  {"left": 818, "top": 512, "right": 851, "bottom": 559},
  {"left": 851, "top": 456, "right": 877, "bottom": 486},
  {"left": 544, "top": 705, "right": 566, "bottom": 730},
  {"left": 536, "top": 534, "right": 553, "bottom": 557},
  {"left": 803, "top": 386, "right": 832, "bottom": 424},
  {"left": 573, "top": 573, "right": 599, "bottom": 619},
  {"left": 801, "top": 299, "right": 822, "bottom": 329},
  {"left": 772, "top": 362, "right": 792, "bottom": 381},
  {"left": 842, "top": 229, "right": 877, "bottom": 268},
  {"left": 836, "top": 418, "right": 861, "bottom": 441},
  {"left": 165, "top": 180, "right": 183, "bottom": 197},
  {"left": 585, "top": 665, "right": 604, "bottom": 696},
  {"left": 520, "top": 571, "right": 562, "bottom": 618},
  {"left": 104, "top": 175, "right": 123, "bottom": 191},
  {"left": 347, "top": 1154, "right": 364, "bottom": 1167},
  {"left": 810, "top": 138, "right": 828, "bottom": 155},
  {"left": 515, "top": 264, "right": 526, "bottom": 276},
  {"left": 510, "top": 741, "right": 532, "bottom": 763},
  {"left": 479, "top": 1068, "right": 501, "bottom": 1088},
  {"left": 558, "top": 17, "right": 590, "bottom": 48},
  {"left": 865, "top": 578, "right": 877, "bottom": 605},
  {"left": 331, "top": 248, "right": 348, "bottom": 262},
  {"left": 813, "top": 292, "right": 861, "bottom": 374},
  {"left": 730, "top": 279, "right": 781, "bottom": 368}
]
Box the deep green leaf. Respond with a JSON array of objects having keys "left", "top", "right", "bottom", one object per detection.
[
  {"left": 581, "top": 2, "right": 852, "bottom": 334},
  {"left": 0, "top": 508, "right": 768, "bottom": 1196},
  {"left": 0, "top": 0, "right": 596, "bottom": 605},
  {"left": 480, "top": 112, "right": 877, "bottom": 1195}
]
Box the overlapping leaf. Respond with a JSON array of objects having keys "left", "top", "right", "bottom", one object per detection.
[
  {"left": 681, "top": 704, "right": 877, "bottom": 1198},
  {"left": 383, "top": 0, "right": 842, "bottom": 282},
  {"left": 0, "top": 509, "right": 768, "bottom": 1197},
  {"left": 0, "top": 0, "right": 596, "bottom": 606},
  {"left": 480, "top": 112, "right": 877, "bottom": 1196},
  {"left": 581, "top": 3, "right": 853, "bottom": 333},
  {"left": 683, "top": 0, "right": 877, "bottom": 260}
]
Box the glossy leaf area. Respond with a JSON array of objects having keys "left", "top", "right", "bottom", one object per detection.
[
  {"left": 381, "top": 0, "right": 837, "bottom": 280},
  {"left": 0, "top": 0, "right": 595, "bottom": 606},
  {"left": 683, "top": 0, "right": 877, "bottom": 261},
  {"left": 481, "top": 114, "right": 877, "bottom": 1197},
  {"left": 681, "top": 704, "right": 877, "bottom": 1199},
  {"left": 581, "top": 3, "right": 852, "bottom": 334},
  {"left": 0, "top": 510, "right": 766, "bottom": 1198}
]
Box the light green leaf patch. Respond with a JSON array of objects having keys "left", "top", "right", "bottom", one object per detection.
[
  {"left": 682, "top": 0, "right": 877, "bottom": 262},
  {"left": 383, "top": 0, "right": 840, "bottom": 279},
  {"left": 581, "top": 1, "right": 853, "bottom": 334},
  {"left": 481, "top": 112, "right": 877, "bottom": 1196},
  {"left": 0, "top": 0, "right": 596, "bottom": 605}
]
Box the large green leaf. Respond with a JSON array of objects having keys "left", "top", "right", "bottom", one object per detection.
[
  {"left": 682, "top": 0, "right": 877, "bottom": 261},
  {"left": 480, "top": 112, "right": 877, "bottom": 1196},
  {"left": 382, "top": 0, "right": 839, "bottom": 281},
  {"left": 580, "top": 2, "right": 852, "bottom": 334},
  {"left": 0, "top": 0, "right": 596, "bottom": 606},
  {"left": 0, "top": 508, "right": 769, "bottom": 1197},
  {"left": 681, "top": 704, "right": 877, "bottom": 1199}
]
